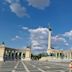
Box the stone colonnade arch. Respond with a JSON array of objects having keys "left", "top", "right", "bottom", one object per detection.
[{"left": 3, "top": 47, "right": 26, "bottom": 61}]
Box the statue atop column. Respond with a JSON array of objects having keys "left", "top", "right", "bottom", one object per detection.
[
  {"left": 48, "top": 24, "right": 52, "bottom": 31},
  {"left": 0, "top": 41, "right": 5, "bottom": 47},
  {"left": 2, "top": 42, "right": 5, "bottom": 45}
]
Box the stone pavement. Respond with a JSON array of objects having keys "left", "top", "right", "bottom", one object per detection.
[{"left": 0, "top": 61, "right": 71, "bottom": 72}]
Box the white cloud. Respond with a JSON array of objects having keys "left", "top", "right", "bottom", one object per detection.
[
  {"left": 5, "top": 0, "right": 51, "bottom": 17},
  {"left": 6, "top": 0, "right": 12, "bottom": 3},
  {"left": 70, "top": 47, "right": 72, "bottom": 50},
  {"left": 65, "top": 43, "right": 69, "bottom": 46},
  {"left": 51, "top": 35, "right": 69, "bottom": 49},
  {"left": 63, "top": 30, "right": 72, "bottom": 39},
  {"left": 11, "top": 35, "right": 22, "bottom": 41},
  {"left": 32, "top": 46, "right": 44, "bottom": 50},
  {"left": 5, "top": 0, "right": 29, "bottom": 17},
  {"left": 22, "top": 27, "right": 28, "bottom": 30},
  {"left": 29, "top": 27, "right": 72, "bottom": 53},
  {"left": 29, "top": 27, "right": 48, "bottom": 53},
  {"left": 5, "top": 0, "right": 20, "bottom": 4},
  {"left": 27, "top": 0, "right": 50, "bottom": 10},
  {"left": 52, "top": 35, "right": 67, "bottom": 43},
  {"left": 31, "top": 40, "right": 39, "bottom": 46},
  {"left": 10, "top": 3, "right": 28, "bottom": 17},
  {"left": 29, "top": 27, "right": 48, "bottom": 34}
]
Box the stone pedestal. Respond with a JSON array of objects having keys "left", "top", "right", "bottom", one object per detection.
[
  {"left": 39, "top": 56, "right": 58, "bottom": 61},
  {"left": 24, "top": 48, "right": 31, "bottom": 61},
  {"left": 21, "top": 57, "right": 31, "bottom": 61},
  {"left": 0, "top": 45, "right": 5, "bottom": 61}
]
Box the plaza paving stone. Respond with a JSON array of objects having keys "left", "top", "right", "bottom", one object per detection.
[{"left": 0, "top": 61, "right": 71, "bottom": 72}]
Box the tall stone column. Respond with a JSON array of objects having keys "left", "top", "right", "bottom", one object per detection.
[{"left": 47, "top": 25, "right": 52, "bottom": 55}]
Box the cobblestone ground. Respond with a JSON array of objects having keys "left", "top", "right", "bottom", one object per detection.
[{"left": 0, "top": 61, "right": 71, "bottom": 72}]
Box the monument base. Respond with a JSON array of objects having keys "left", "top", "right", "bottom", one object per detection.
[
  {"left": 23, "top": 58, "right": 31, "bottom": 61},
  {"left": 39, "top": 56, "right": 61, "bottom": 61}
]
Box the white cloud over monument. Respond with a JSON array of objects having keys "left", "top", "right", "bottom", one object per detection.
[{"left": 28, "top": 27, "right": 72, "bottom": 53}]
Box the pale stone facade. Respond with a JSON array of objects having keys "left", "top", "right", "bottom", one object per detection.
[
  {"left": 0, "top": 44, "right": 31, "bottom": 61},
  {"left": 0, "top": 45, "right": 5, "bottom": 61},
  {"left": 24, "top": 48, "right": 31, "bottom": 61}
]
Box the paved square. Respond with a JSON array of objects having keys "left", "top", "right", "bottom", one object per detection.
[{"left": 0, "top": 61, "right": 71, "bottom": 72}]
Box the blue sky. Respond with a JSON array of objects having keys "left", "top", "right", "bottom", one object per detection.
[{"left": 0, "top": 0, "right": 72, "bottom": 54}]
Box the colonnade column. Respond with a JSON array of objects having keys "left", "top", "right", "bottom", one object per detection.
[
  {"left": 58, "top": 53, "right": 60, "bottom": 58},
  {"left": 67, "top": 53, "right": 69, "bottom": 59},
  {"left": 13, "top": 51, "right": 16, "bottom": 60},
  {"left": 71, "top": 52, "right": 72, "bottom": 59},
  {"left": 69, "top": 52, "right": 72, "bottom": 59},
  {"left": 55, "top": 53, "right": 58, "bottom": 58},
  {"left": 21, "top": 52, "right": 23, "bottom": 60}
]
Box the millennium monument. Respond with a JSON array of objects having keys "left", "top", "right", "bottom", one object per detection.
[
  {"left": 0, "top": 25, "right": 72, "bottom": 61},
  {"left": 40, "top": 25, "right": 72, "bottom": 61}
]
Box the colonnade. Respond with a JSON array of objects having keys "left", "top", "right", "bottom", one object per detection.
[
  {"left": 4, "top": 49, "right": 25, "bottom": 61},
  {"left": 63, "top": 51, "right": 72, "bottom": 59},
  {"left": 55, "top": 52, "right": 64, "bottom": 58},
  {"left": 49, "top": 50, "right": 72, "bottom": 60},
  {"left": 50, "top": 52, "right": 64, "bottom": 59}
]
